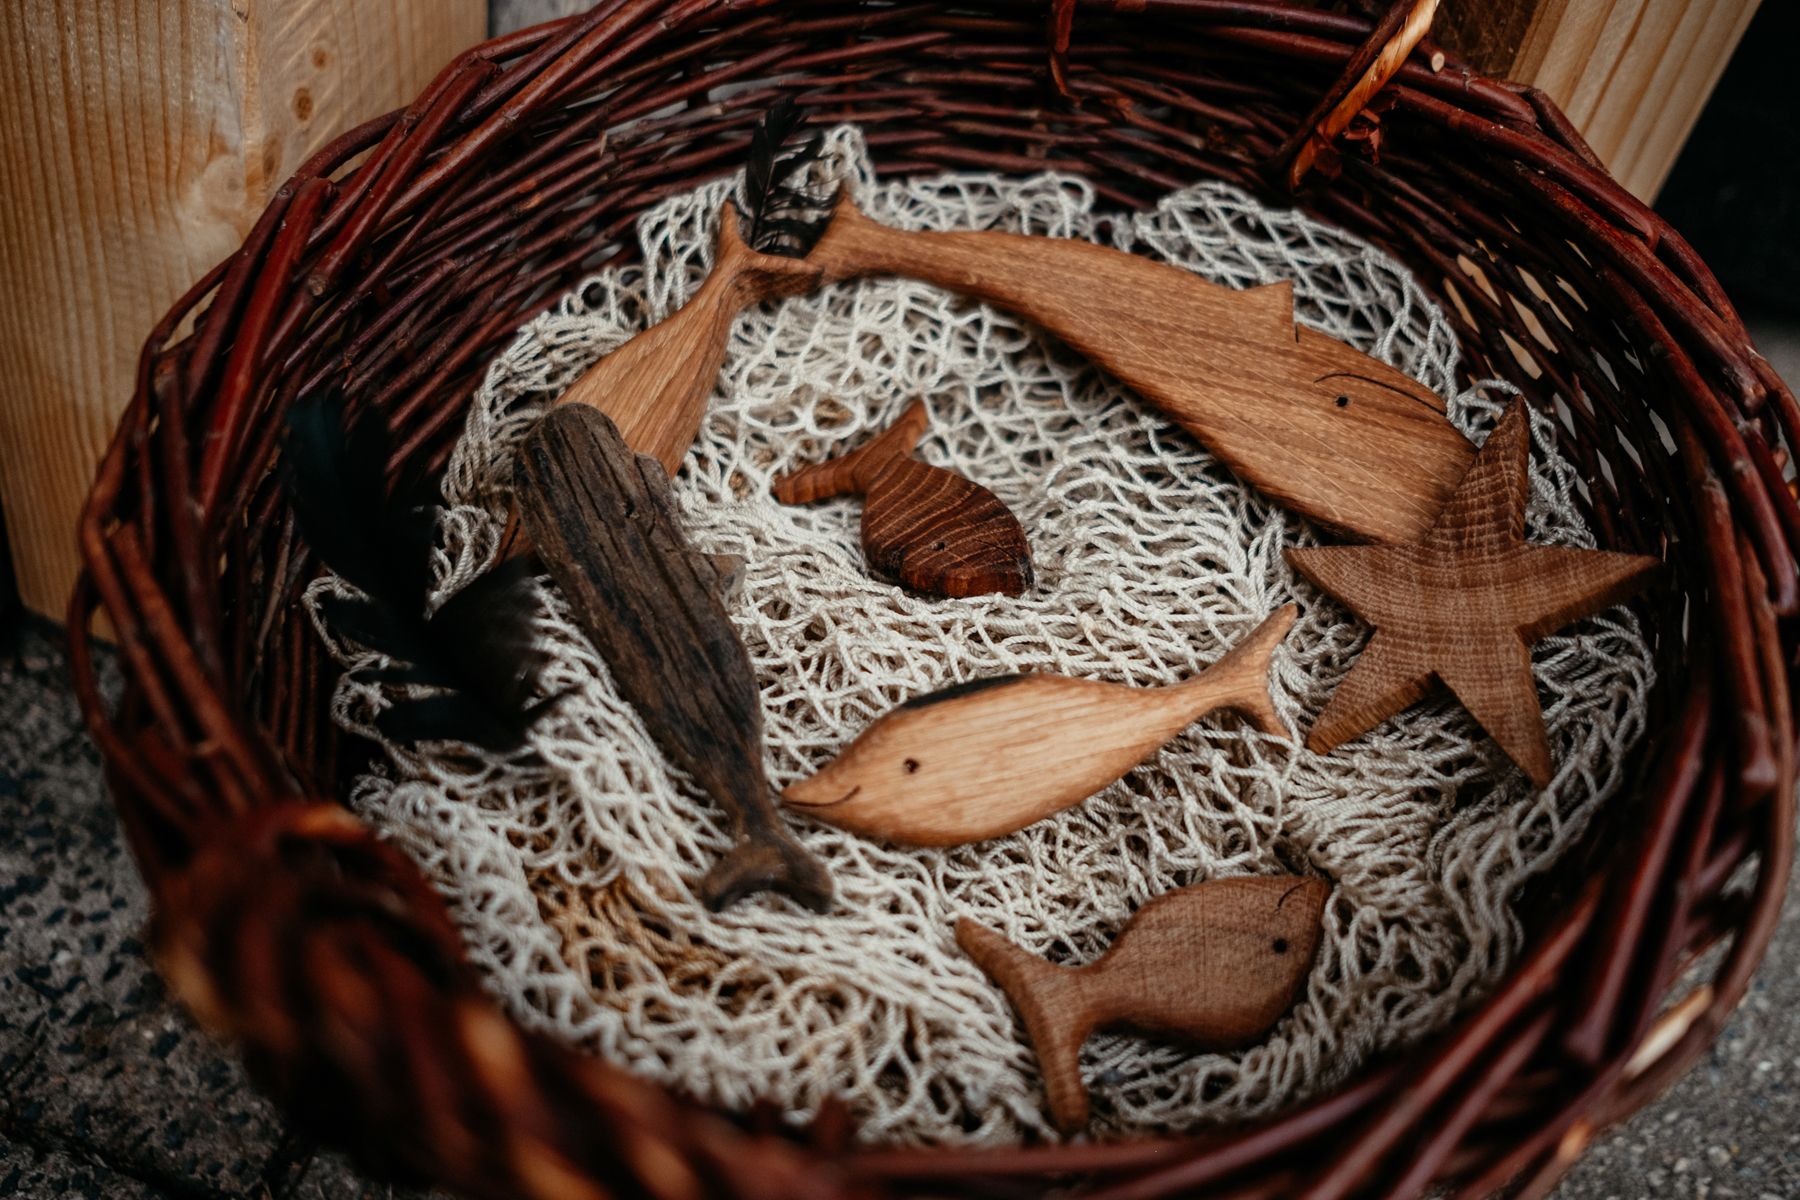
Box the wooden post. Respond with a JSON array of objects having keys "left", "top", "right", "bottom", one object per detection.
[
  {"left": 1436, "top": 0, "right": 1761, "bottom": 201},
  {"left": 0, "top": 0, "right": 485, "bottom": 619}
]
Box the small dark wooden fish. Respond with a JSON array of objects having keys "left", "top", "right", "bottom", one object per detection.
[
  {"left": 783, "top": 605, "right": 1296, "bottom": 846},
  {"left": 514, "top": 404, "right": 833, "bottom": 913},
  {"left": 959, "top": 874, "right": 1328, "bottom": 1133},
  {"left": 773, "top": 399, "right": 1033, "bottom": 598}
]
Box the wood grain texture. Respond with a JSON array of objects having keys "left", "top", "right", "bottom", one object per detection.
[
  {"left": 556, "top": 204, "right": 818, "bottom": 475},
  {"left": 1286, "top": 402, "right": 1659, "bottom": 787},
  {"left": 805, "top": 192, "right": 1474, "bottom": 543},
  {"left": 772, "top": 398, "right": 1033, "bottom": 598},
  {"left": 958, "top": 875, "right": 1329, "bottom": 1133},
  {"left": 783, "top": 605, "right": 1295, "bottom": 846},
  {"left": 513, "top": 403, "right": 833, "bottom": 913},
  {"left": 0, "top": 0, "right": 484, "bottom": 617},
  {"left": 571, "top": 190, "right": 1473, "bottom": 542},
  {"left": 1438, "top": 0, "right": 1760, "bottom": 200}
]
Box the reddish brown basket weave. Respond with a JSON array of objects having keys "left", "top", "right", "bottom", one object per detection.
[{"left": 68, "top": 2, "right": 1798, "bottom": 1197}]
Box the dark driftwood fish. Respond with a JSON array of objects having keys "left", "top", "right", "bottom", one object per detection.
[
  {"left": 959, "top": 874, "right": 1329, "bottom": 1132},
  {"left": 772, "top": 399, "right": 1033, "bottom": 598},
  {"left": 783, "top": 605, "right": 1296, "bottom": 846},
  {"left": 514, "top": 403, "right": 833, "bottom": 913}
]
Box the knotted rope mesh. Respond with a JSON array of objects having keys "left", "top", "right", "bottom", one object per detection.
[{"left": 311, "top": 128, "right": 1653, "bottom": 1144}]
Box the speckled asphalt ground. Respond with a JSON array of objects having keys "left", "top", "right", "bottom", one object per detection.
[
  {"left": 0, "top": 613, "right": 1793, "bottom": 1198},
  {"left": 0, "top": 623, "right": 433, "bottom": 1200}
]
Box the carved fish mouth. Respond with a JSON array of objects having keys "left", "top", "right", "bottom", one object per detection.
[{"left": 789, "top": 783, "right": 861, "bottom": 809}]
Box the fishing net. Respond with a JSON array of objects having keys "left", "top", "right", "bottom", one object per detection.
[{"left": 310, "top": 127, "right": 1654, "bottom": 1144}]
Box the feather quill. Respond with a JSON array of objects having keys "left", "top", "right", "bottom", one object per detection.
[
  {"left": 735, "top": 96, "right": 831, "bottom": 257},
  {"left": 283, "top": 389, "right": 559, "bottom": 751}
]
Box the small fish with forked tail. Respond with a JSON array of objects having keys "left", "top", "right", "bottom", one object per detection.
[
  {"left": 958, "top": 874, "right": 1329, "bottom": 1132},
  {"left": 773, "top": 399, "right": 1033, "bottom": 598},
  {"left": 783, "top": 605, "right": 1296, "bottom": 846}
]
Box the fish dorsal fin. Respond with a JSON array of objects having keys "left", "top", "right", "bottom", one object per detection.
[
  {"left": 1241, "top": 279, "right": 1295, "bottom": 334},
  {"left": 622, "top": 449, "right": 747, "bottom": 601},
  {"left": 772, "top": 399, "right": 929, "bottom": 503},
  {"left": 701, "top": 551, "right": 746, "bottom": 604}
]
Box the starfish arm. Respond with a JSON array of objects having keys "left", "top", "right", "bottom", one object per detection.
[
  {"left": 1505, "top": 545, "right": 1659, "bottom": 638},
  {"left": 1285, "top": 544, "right": 1408, "bottom": 625},
  {"left": 1438, "top": 634, "right": 1554, "bottom": 787},
  {"left": 1423, "top": 401, "right": 1531, "bottom": 553},
  {"left": 1306, "top": 631, "right": 1437, "bottom": 755}
]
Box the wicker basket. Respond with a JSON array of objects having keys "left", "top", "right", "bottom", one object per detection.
[{"left": 69, "top": 2, "right": 1797, "bottom": 1197}]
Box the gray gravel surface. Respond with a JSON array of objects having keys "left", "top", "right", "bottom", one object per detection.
[{"left": 0, "top": 621, "right": 431, "bottom": 1199}]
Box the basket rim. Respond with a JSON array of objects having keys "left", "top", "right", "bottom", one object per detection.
[{"left": 65, "top": 2, "right": 1798, "bottom": 1198}]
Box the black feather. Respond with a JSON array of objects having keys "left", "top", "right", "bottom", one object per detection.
[
  {"left": 735, "top": 97, "right": 832, "bottom": 257},
  {"left": 283, "top": 388, "right": 561, "bottom": 752}
]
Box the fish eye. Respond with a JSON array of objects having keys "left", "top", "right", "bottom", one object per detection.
[
  {"left": 932, "top": 540, "right": 947, "bottom": 551},
  {"left": 1272, "top": 938, "right": 1289, "bottom": 954},
  {"left": 1313, "top": 370, "right": 1445, "bottom": 417},
  {"left": 903, "top": 758, "right": 920, "bottom": 774}
]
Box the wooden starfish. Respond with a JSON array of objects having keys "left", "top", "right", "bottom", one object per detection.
[{"left": 1285, "top": 402, "right": 1658, "bottom": 786}]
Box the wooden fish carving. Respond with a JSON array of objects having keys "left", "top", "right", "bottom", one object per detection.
[
  {"left": 772, "top": 399, "right": 1033, "bottom": 598},
  {"left": 514, "top": 403, "right": 833, "bottom": 913},
  {"left": 803, "top": 195, "right": 1475, "bottom": 542},
  {"left": 557, "top": 189, "right": 1474, "bottom": 543},
  {"left": 783, "top": 605, "right": 1296, "bottom": 846},
  {"left": 557, "top": 204, "right": 818, "bottom": 477},
  {"left": 958, "top": 874, "right": 1329, "bottom": 1132}
]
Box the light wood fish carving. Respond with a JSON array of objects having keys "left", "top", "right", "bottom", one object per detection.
[
  {"left": 958, "top": 874, "right": 1329, "bottom": 1133},
  {"left": 782, "top": 605, "right": 1296, "bottom": 846},
  {"left": 773, "top": 398, "right": 1033, "bottom": 598}
]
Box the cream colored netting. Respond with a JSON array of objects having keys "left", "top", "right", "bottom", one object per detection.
[{"left": 314, "top": 128, "right": 1654, "bottom": 1144}]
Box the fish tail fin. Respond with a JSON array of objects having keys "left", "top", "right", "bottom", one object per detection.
[
  {"left": 1183, "top": 603, "right": 1297, "bottom": 739},
  {"left": 957, "top": 918, "right": 1098, "bottom": 1133},
  {"left": 700, "top": 825, "right": 834, "bottom": 914},
  {"left": 772, "top": 399, "right": 929, "bottom": 503}
]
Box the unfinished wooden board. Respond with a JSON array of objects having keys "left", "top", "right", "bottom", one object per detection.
[
  {"left": 1436, "top": 0, "right": 1760, "bottom": 199},
  {"left": 958, "top": 875, "right": 1329, "bottom": 1132},
  {"left": 1286, "top": 402, "right": 1659, "bottom": 787},
  {"left": 0, "top": 0, "right": 485, "bottom": 617},
  {"left": 783, "top": 606, "right": 1294, "bottom": 846},
  {"left": 773, "top": 398, "right": 1034, "bottom": 598}
]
